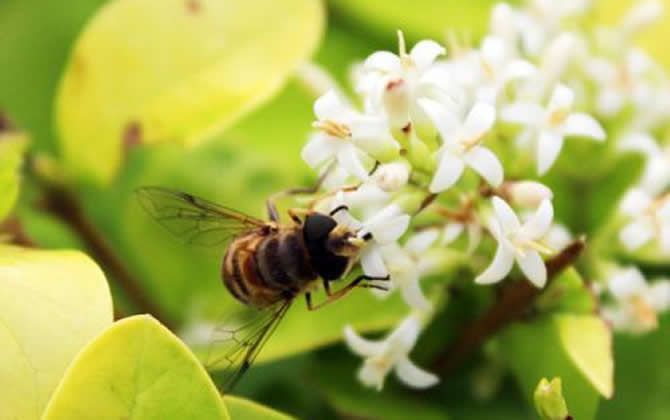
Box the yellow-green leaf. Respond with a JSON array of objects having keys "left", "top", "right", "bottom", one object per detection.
[
  {"left": 223, "top": 396, "right": 296, "bottom": 420},
  {"left": 56, "top": 0, "right": 325, "bottom": 183},
  {"left": 0, "top": 129, "right": 28, "bottom": 221},
  {"left": 41, "top": 315, "right": 230, "bottom": 420},
  {"left": 555, "top": 314, "right": 614, "bottom": 399},
  {"left": 0, "top": 245, "right": 113, "bottom": 420}
]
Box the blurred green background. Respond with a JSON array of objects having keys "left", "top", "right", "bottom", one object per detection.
[{"left": 2, "top": 0, "right": 670, "bottom": 419}]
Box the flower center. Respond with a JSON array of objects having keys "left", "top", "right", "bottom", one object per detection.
[
  {"left": 314, "top": 119, "right": 352, "bottom": 139},
  {"left": 548, "top": 108, "right": 570, "bottom": 128}
]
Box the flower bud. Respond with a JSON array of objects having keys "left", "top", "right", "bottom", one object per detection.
[
  {"left": 383, "top": 78, "right": 411, "bottom": 135},
  {"left": 372, "top": 161, "right": 411, "bottom": 192},
  {"left": 534, "top": 377, "right": 570, "bottom": 420},
  {"left": 623, "top": 1, "right": 664, "bottom": 37},
  {"left": 506, "top": 181, "right": 553, "bottom": 207}
]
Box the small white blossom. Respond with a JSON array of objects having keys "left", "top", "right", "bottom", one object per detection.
[
  {"left": 420, "top": 98, "right": 503, "bottom": 192},
  {"left": 618, "top": 132, "right": 670, "bottom": 195},
  {"left": 542, "top": 223, "right": 573, "bottom": 252},
  {"left": 502, "top": 84, "right": 606, "bottom": 175},
  {"left": 344, "top": 316, "right": 439, "bottom": 390},
  {"left": 302, "top": 90, "right": 399, "bottom": 181},
  {"left": 601, "top": 266, "right": 670, "bottom": 333},
  {"left": 371, "top": 160, "right": 411, "bottom": 192},
  {"left": 357, "top": 31, "right": 446, "bottom": 132},
  {"left": 377, "top": 229, "right": 440, "bottom": 310},
  {"left": 619, "top": 188, "right": 670, "bottom": 254},
  {"left": 331, "top": 194, "right": 411, "bottom": 277},
  {"left": 476, "top": 197, "right": 554, "bottom": 287}
]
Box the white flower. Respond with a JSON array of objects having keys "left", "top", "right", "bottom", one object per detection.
[
  {"left": 371, "top": 160, "right": 411, "bottom": 192},
  {"left": 619, "top": 188, "right": 670, "bottom": 254},
  {"left": 490, "top": 3, "right": 546, "bottom": 57},
  {"left": 331, "top": 193, "right": 411, "bottom": 277},
  {"left": 378, "top": 229, "right": 440, "bottom": 310},
  {"left": 618, "top": 132, "right": 670, "bottom": 195},
  {"left": 476, "top": 197, "right": 554, "bottom": 287},
  {"left": 585, "top": 49, "right": 655, "bottom": 117},
  {"left": 419, "top": 98, "right": 503, "bottom": 192},
  {"left": 601, "top": 266, "right": 670, "bottom": 333},
  {"left": 302, "top": 90, "right": 399, "bottom": 181},
  {"left": 357, "top": 31, "right": 446, "bottom": 131},
  {"left": 502, "top": 84, "right": 606, "bottom": 175},
  {"left": 344, "top": 316, "right": 439, "bottom": 390},
  {"left": 470, "top": 36, "right": 537, "bottom": 104}
]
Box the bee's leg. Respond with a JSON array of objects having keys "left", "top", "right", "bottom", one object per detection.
[
  {"left": 266, "top": 162, "right": 335, "bottom": 222},
  {"left": 323, "top": 279, "right": 332, "bottom": 296},
  {"left": 288, "top": 208, "right": 311, "bottom": 225},
  {"left": 307, "top": 274, "right": 390, "bottom": 311},
  {"left": 305, "top": 292, "right": 314, "bottom": 310}
]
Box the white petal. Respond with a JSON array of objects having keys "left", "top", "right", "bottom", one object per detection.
[
  {"left": 463, "top": 146, "right": 504, "bottom": 187},
  {"left": 336, "top": 146, "right": 370, "bottom": 181},
  {"left": 429, "top": 151, "right": 465, "bottom": 193},
  {"left": 561, "top": 113, "right": 606, "bottom": 141},
  {"left": 410, "top": 40, "right": 446, "bottom": 70},
  {"left": 507, "top": 181, "right": 553, "bottom": 207},
  {"left": 359, "top": 359, "right": 388, "bottom": 390},
  {"left": 344, "top": 326, "right": 385, "bottom": 357},
  {"left": 475, "top": 242, "right": 515, "bottom": 285},
  {"left": 481, "top": 36, "right": 507, "bottom": 69},
  {"left": 441, "top": 223, "right": 465, "bottom": 245},
  {"left": 619, "top": 220, "right": 654, "bottom": 251},
  {"left": 492, "top": 196, "right": 521, "bottom": 233},
  {"left": 618, "top": 132, "right": 660, "bottom": 156},
  {"left": 400, "top": 276, "right": 432, "bottom": 311},
  {"left": 395, "top": 357, "right": 440, "bottom": 389},
  {"left": 466, "top": 223, "right": 482, "bottom": 254},
  {"left": 518, "top": 199, "right": 554, "bottom": 241},
  {"left": 361, "top": 246, "right": 389, "bottom": 277},
  {"left": 547, "top": 84, "right": 575, "bottom": 114},
  {"left": 609, "top": 267, "right": 647, "bottom": 300},
  {"left": 365, "top": 51, "right": 402, "bottom": 73},
  {"left": 597, "top": 90, "right": 625, "bottom": 117},
  {"left": 501, "top": 103, "right": 545, "bottom": 125},
  {"left": 405, "top": 229, "right": 440, "bottom": 254},
  {"left": 417, "top": 98, "right": 461, "bottom": 140},
  {"left": 619, "top": 188, "right": 652, "bottom": 216},
  {"left": 537, "top": 130, "right": 564, "bottom": 175},
  {"left": 387, "top": 316, "right": 421, "bottom": 353},
  {"left": 301, "top": 133, "right": 339, "bottom": 168},
  {"left": 646, "top": 280, "right": 670, "bottom": 312},
  {"left": 463, "top": 103, "right": 496, "bottom": 141},
  {"left": 502, "top": 59, "right": 537, "bottom": 81},
  {"left": 314, "top": 90, "right": 349, "bottom": 121},
  {"left": 516, "top": 250, "right": 547, "bottom": 288}
]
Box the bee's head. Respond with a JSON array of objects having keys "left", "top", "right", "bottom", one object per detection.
[{"left": 303, "top": 212, "right": 366, "bottom": 257}]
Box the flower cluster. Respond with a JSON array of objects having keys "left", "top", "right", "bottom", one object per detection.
[{"left": 298, "top": 0, "right": 669, "bottom": 390}]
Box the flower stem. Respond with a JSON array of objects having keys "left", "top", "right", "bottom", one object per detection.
[{"left": 432, "top": 237, "right": 586, "bottom": 373}]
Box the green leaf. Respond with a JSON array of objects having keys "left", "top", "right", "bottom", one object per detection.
[
  {"left": 328, "top": 0, "right": 511, "bottom": 45},
  {"left": 41, "top": 315, "right": 230, "bottom": 420},
  {"left": 598, "top": 312, "right": 670, "bottom": 420},
  {"left": 56, "top": 0, "right": 325, "bottom": 184},
  {"left": 0, "top": 130, "right": 28, "bottom": 221},
  {"left": 536, "top": 268, "right": 597, "bottom": 314},
  {"left": 223, "top": 395, "right": 296, "bottom": 420},
  {"left": 0, "top": 245, "right": 113, "bottom": 420},
  {"left": 0, "top": 0, "right": 107, "bottom": 153},
  {"left": 498, "top": 314, "right": 613, "bottom": 420}
]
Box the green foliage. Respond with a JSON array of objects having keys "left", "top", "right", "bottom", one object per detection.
[
  {"left": 56, "top": 0, "right": 325, "bottom": 184},
  {"left": 498, "top": 313, "right": 613, "bottom": 420},
  {"left": 0, "top": 130, "right": 28, "bottom": 221},
  {"left": 224, "top": 395, "right": 296, "bottom": 420},
  {"left": 0, "top": 245, "right": 113, "bottom": 420},
  {"left": 41, "top": 315, "right": 231, "bottom": 420}
]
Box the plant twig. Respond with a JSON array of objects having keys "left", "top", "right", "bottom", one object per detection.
[
  {"left": 42, "top": 185, "right": 176, "bottom": 330},
  {"left": 432, "top": 237, "right": 586, "bottom": 373}
]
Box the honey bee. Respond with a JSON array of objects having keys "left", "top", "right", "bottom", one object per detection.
[{"left": 135, "top": 186, "right": 389, "bottom": 390}]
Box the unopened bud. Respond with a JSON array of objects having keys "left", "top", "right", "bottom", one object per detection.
[
  {"left": 506, "top": 181, "right": 553, "bottom": 207},
  {"left": 623, "top": 1, "right": 664, "bottom": 37},
  {"left": 383, "top": 78, "right": 411, "bottom": 136},
  {"left": 534, "top": 377, "right": 570, "bottom": 420},
  {"left": 372, "top": 161, "right": 411, "bottom": 192}
]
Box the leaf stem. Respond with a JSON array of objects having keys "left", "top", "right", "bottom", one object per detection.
[
  {"left": 432, "top": 237, "right": 586, "bottom": 373},
  {"left": 42, "top": 185, "right": 177, "bottom": 330}
]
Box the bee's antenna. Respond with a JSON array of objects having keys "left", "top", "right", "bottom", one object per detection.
[{"left": 330, "top": 205, "right": 349, "bottom": 216}]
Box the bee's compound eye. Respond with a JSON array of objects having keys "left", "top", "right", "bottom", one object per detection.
[{"left": 303, "top": 213, "right": 337, "bottom": 243}]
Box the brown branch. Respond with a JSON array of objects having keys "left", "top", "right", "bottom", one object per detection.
[
  {"left": 42, "top": 185, "right": 176, "bottom": 330},
  {"left": 432, "top": 237, "right": 586, "bottom": 373}
]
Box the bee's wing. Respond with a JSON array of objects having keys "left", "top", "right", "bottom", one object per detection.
[
  {"left": 204, "top": 300, "right": 292, "bottom": 392},
  {"left": 136, "top": 186, "right": 267, "bottom": 247}
]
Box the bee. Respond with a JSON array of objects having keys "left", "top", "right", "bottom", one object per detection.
[{"left": 135, "top": 185, "right": 389, "bottom": 391}]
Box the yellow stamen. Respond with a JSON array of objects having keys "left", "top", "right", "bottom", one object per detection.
[
  {"left": 629, "top": 295, "right": 658, "bottom": 330},
  {"left": 313, "top": 120, "right": 352, "bottom": 138},
  {"left": 549, "top": 109, "right": 570, "bottom": 127}
]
